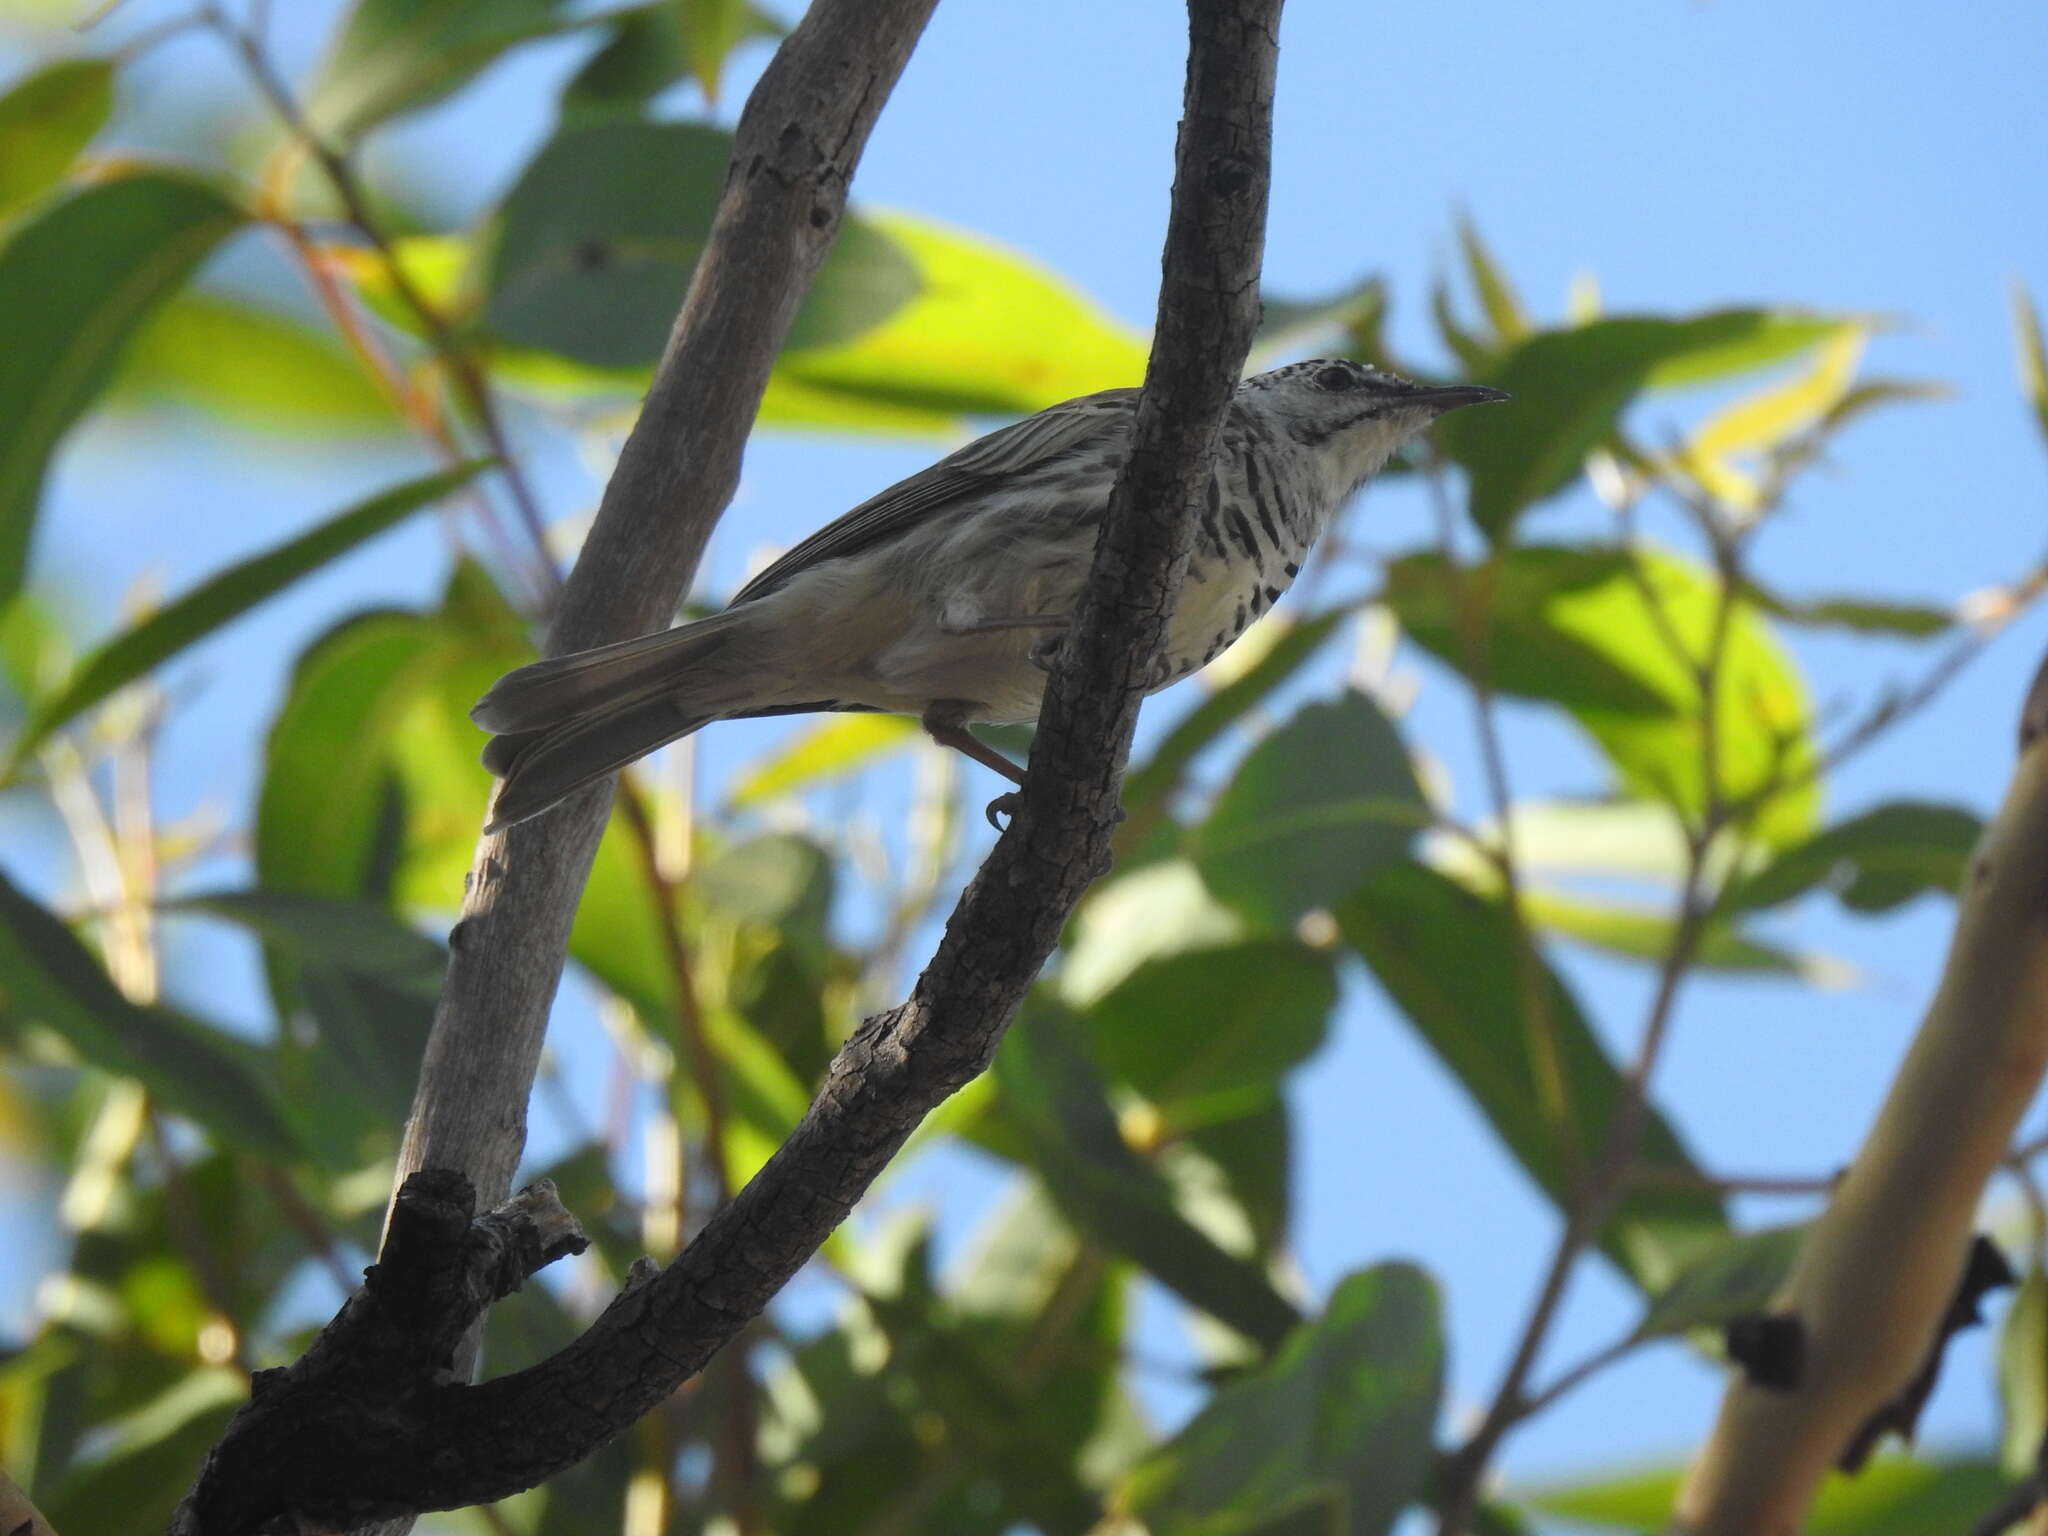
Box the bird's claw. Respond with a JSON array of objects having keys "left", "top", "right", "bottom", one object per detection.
[{"left": 984, "top": 791, "right": 1021, "bottom": 831}]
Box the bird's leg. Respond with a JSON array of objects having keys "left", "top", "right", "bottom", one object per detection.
[{"left": 920, "top": 702, "right": 1026, "bottom": 829}]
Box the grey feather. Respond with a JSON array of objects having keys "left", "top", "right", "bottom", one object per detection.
[
  {"left": 486, "top": 694, "right": 714, "bottom": 832},
  {"left": 728, "top": 389, "right": 1138, "bottom": 606}
]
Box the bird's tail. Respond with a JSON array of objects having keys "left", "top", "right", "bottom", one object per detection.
[{"left": 473, "top": 610, "right": 751, "bottom": 831}]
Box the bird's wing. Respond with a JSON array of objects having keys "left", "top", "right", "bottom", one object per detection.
[{"left": 728, "top": 387, "right": 1140, "bottom": 607}]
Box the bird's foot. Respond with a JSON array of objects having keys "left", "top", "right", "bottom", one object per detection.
[
  {"left": 1027, "top": 633, "right": 1065, "bottom": 672},
  {"left": 984, "top": 791, "right": 1021, "bottom": 831}
]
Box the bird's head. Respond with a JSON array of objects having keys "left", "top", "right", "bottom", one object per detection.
[{"left": 1242, "top": 358, "right": 1509, "bottom": 497}]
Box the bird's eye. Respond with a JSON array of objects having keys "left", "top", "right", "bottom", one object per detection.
[{"left": 1313, "top": 364, "right": 1358, "bottom": 392}]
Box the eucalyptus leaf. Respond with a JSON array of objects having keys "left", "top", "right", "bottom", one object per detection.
[
  {"left": 0, "top": 58, "right": 114, "bottom": 219},
  {"left": 0, "top": 171, "right": 246, "bottom": 606},
  {"left": 1734, "top": 801, "right": 1981, "bottom": 913},
  {"left": 312, "top": 0, "right": 583, "bottom": 137},
  {"left": 12, "top": 464, "right": 483, "bottom": 767},
  {"left": 1194, "top": 690, "right": 1427, "bottom": 927},
  {"left": 1121, "top": 1264, "right": 1442, "bottom": 1536},
  {"left": 0, "top": 869, "right": 297, "bottom": 1156},
  {"left": 1435, "top": 310, "right": 1853, "bottom": 538},
  {"left": 995, "top": 1006, "right": 1300, "bottom": 1348},
  {"left": 1385, "top": 544, "right": 1819, "bottom": 847}
]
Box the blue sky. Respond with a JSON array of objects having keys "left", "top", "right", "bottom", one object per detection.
[{"left": 6, "top": 0, "right": 2048, "bottom": 1512}]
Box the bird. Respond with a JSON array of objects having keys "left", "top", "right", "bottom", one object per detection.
[{"left": 473, "top": 359, "right": 1508, "bottom": 830}]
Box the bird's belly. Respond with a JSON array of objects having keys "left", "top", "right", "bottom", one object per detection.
[{"left": 1157, "top": 550, "right": 1304, "bottom": 687}]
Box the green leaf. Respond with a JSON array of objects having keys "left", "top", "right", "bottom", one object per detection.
[
  {"left": 39, "top": 1367, "right": 242, "bottom": 1536},
  {"left": 311, "top": 0, "right": 582, "bottom": 137},
  {"left": 1122, "top": 609, "right": 1347, "bottom": 830},
  {"left": 2002, "top": 1267, "right": 2048, "bottom": 1477},
  {"left": 770, "top": 212, "right": 1148, "bottom": 423},
  {"left": 994, "top": 1007, "right": 1301, "bottom": 1348},
  {"left": 679, "top": 0, "right": 777, "bottom": 102},
  {"left": 0, "top": 170, "right": 246, "bottom": 606},
  {"left": 1436, "top": 310, "right": 1853, "bottom": 538},
  {"left": 0, "top": 868, "right": 297, "bottom": 1156},
  {"left": 1255, "top": 275, "right": 1387, "bottom": 355},
  {"left": 1636, "top": 1224, "right": 1806, "bottom": 1340},
  {"left": 1121, "top": 1264, "right": 1442, "bottom": 1536},
  {"left": 2015, "top": 282, "right": 2048, "bottom": 451},
  {"left": 1518, "top": 888, "right": 1826, "bottom": 979},
  {"left": 0, "top": 58, "right": 114, "bottom": 219},
  {"left": 1734, "top": 801, "right": 1981, "bottom": 913},
  {"left": 1061, "top": 859, "right": 1252, "bottom": 1008},
  {"left": 724, "top": 713, "right": 919, "bottom": 809},
  {"left": 1384, "top": 544, "right": 1819, "bottom": 846},
  {"left": 1338, "top": 862, "right": 1725, "bottom": 1289},
  {"left": 697, "top": 834, "right": 832, "bottom": 927},
  {"left": 1677, "top": 328, "right": 1866, "bottom": 514},
  {"left": 485, "top": 119, "right": 919, "bottom": 369},
  {"left": 1523, "top": 1455, "right": 2009, "bottom": 1535},
  {"left": 1752, "top": 587, "right": 1955, "bottom": 639},
  {"left": 560, "top": 1, "right": 781, "bottom": 116},
  {"left": 1193, "top": 691, "right": 1427, "bottom": 927},
  {"left": 1458, "top": 215, "right": 1528, "bottom": 343},
  {"left": 11, "top": 464, "right": 483, "bottom": 766},
  {"left": 162, "top": 889, "right": 447, "bottom": 994},
  {"left": 110, "top": 291, "right": 398, "bottom": 435},
  {"left": 1083, "top": 941, "right": 1335, "bottom": 1132}
]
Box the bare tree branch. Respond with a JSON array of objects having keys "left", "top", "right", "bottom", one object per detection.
[
  {"left": 172, "top": 0, "right": 1283, "bottom": 1528},
  {"left": 1675, "top": 648, "right": 2048, "bottom": 1535}
]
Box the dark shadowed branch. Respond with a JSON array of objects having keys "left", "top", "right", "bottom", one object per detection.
[{"left": 171, "top": 0, "right": 1284, "bottom": 1528}]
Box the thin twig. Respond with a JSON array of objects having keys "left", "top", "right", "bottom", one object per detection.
[{"left": 200, "top": 4, "right": 561, "bottom": 607}]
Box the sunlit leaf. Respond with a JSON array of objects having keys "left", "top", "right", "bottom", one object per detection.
[
  {"left": 0, "top": 170, "right": 246, "bottom": 606},
  {"left": 1083, "top": 941, "right": 1335, "bottom": 1132},
  {"left": 11, "top": 464, "right": 483, "bottom": 767},
  {"left": 0, "top": 870, "right": 297, "bottom": 1156},
  {"left": 2002, "top": 1267, "right": 2048, "bottom": 1477},
  {"left": 1436, "top": 310, "right": 1854, "bottom": 538},
  {"left": 680, "top": 0, "right": 777, "bottom": 101},
  {"left": 311, "top": 0, "right": 583, "bottom": 137},
  {"left": 1194, "top": 691, "right": 1427, "bottom": 927},
  {"left": 1522, "top": 1455, "right": 2008, "bottom": 1535},
  {"left": 725, "top": 713, "right": 919, "bottom": 809},
  {"left": 2014, "top": 282, "right": 2048, "bottom": 450},
  {"left": 111, "top": 291, "right": 397, "bottom": 435},
  {"left": 995, "top": 1007, "right": 1300, "bottom": 1348},
  {"left": 1734, "top": 801, "right": 1981, "bottom": 914},
  {"left": 1120, "top": 1264, "right": 1441, "bottom": 1536},
  {"left": 485, "top": 119, "right": 919, "bottom": 369},
  {"left": 1338, "top": 862, "right": 1725, "bottom": 1289},
  {"left": 1678, "top": 328, "right": 1866, "bottom": 512},
  {"left": 1384, "top": 544, "right": 1820, "bottom": 846},
  {"left": 1636, "top": 1224, "right": 1806, "bottom": 1340},
  {"left": 1061, "top": 859, "right": 1251, "bottom": 1008},
  {"left": 1458, "top": 215, "right": 1528, "bottom": 343},
  {"left": 1517, "top": 889, "right": 1830, "bottom": 980},
  {"left": 771, "top": 212, "right": 1149, "bottom": 424},
  {"left": 697, "top": 833, "right": 832, "bottom": 927},
  {"left": 0, "top": 58, "right": 113, "bottom": 219}
]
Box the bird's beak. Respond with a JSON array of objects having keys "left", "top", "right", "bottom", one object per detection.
[{"left": 1412, "top": 384, "right": 1511, "bottom": 414}]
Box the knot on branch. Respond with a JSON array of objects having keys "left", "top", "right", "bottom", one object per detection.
[{"left": 170, "top": 1174, "right": 590, "bottom": 1536}]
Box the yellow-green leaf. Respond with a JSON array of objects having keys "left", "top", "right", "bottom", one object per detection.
[
  {"left": 2014, "top": 281, "right": 2048, "bottom": 449},
  {"left": 0, "top": 57, "right": 113, "bottom": 219},
  {"left": 725, "top": 712, "right": 919, "bottom": 809}
]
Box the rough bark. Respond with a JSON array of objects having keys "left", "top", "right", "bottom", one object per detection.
[
  {"left": 1674, "top": 649, "right": 2048, "bottom": 1534},
  {"left": 171, "top": 0, "right": 1283, "bottom": 1529}
]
